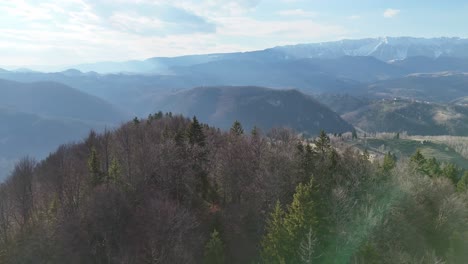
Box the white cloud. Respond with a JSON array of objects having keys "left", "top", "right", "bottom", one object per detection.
[
  {"left": 347, "top": 15, "right": 361, "bottom": 20},
  {"left": 278, "top": 9, "right": 316, "bottom": 17},
  {"left": 383, "top": 8, "right": 400, "bottom": 18}
]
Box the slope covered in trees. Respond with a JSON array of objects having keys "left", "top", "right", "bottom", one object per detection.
[
  {"left": 343, "top": 99, "right": 468, "bottom": 136},
  {"left": 0, "top": 114, "right": 467, "bottom": 263},
  {"left": 156, "top": 86, "right": 354, "bottom": 135}
]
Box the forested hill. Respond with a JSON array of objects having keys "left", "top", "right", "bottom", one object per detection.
[
  {"left": 0, "top": 114, "right": 467, "bottom": 263},
  {"left": 156, "top": 86, "right": 353, "bottom": 135}
]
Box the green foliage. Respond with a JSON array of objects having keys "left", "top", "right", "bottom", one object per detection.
[
  {"left": 442, "top": 163, "right": 461, "bottom": 184},
  {"left": 314, "top": 130, "right": 330, "bottom": 156},
  {"left": 188, "top": 116, "right": 206, "bottom": 146},
  {"left": 261, "top": 201, "right": 287, "bottom": 264},
  {"left": 261, "top": 180, "right": 316, "bottom": 264},
  {"left": 456, "top": 171, "right": 468, "bottom": 192},
  {"left": 382, "top": 152, "right": 397, "bottom": 172},
  {"left": 204, "top": 229, "right": 225, "bottom": 264},
  {"left": 108, "top": 158, "right": 121, "bottom": 183},
  {"left": 446, "top": 231, "right": 468, "bottom": 264},
  {"left": 133, "top": 116, "right": 140, "bottom": 125},
  {"left": 88, "top": 147, "right": 103, "bottom": 186},
  {"left": 230, "top": 120, "right": 244, "bottom": 136}
]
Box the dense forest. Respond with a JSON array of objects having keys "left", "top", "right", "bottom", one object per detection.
[{"left": 0, "top": 113, "right": 467, "bottom": 264}]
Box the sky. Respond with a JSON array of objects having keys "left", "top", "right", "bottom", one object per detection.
[{"left": 1, "top": 0, "right": 468, "bottom": 67}]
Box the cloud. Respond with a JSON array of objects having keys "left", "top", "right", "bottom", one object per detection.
[
  {"left": 383, "top": 8, "right": 400, "bottom": 18},
  {"left": 347, "top": 15, "right": 361, "bottom": 20},
  {"left": 278, "top": 9, "right": 316, "bottom": 17}
]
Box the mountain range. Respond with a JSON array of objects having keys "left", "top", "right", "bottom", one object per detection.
[{"left": 2, "top": 36, "right": 468, "bottom": 179}]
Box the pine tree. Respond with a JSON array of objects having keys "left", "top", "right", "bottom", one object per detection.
[
  {"left": 261, "top": 180, "right": 316, "bottom": 263},
  {"left": 261, "top": 201, "right": 287, "bottom": 264},
  {"left": 88, "top": 147, "right": 103, "bottom": 186},
  {"left": 352, "top": 129, "right": 358, "bottom": 140},
  {"left": 230, "top": 120, "right": 244, "bottom": 136},
  {"left": 410, "top": 149, "right": 426, "bottom": 173},
  {"left": 108, "top": 157, "right": 121, "bottom": 184},
  {"left": 456, "top": 171, "right": 468, "bottom": 192},
  {"left": 314, "top": 130, "right": 330, "bottom": 157},
  {"left": 188, "top": 116, "right": 206, "bottom": 146},
  {"left": 442, "top": 163, "right": 460, "bottom": 184},
  {"left": 133, "top": 117, "right": 140, "bottom": 125},
  {"left": 204, "top": 229, "right": 225, "bottom": 264},
  {"left": 382, "top": 152, "right": 396, "bottom": 172}
]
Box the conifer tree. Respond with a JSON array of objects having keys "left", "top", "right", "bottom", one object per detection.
[
  {"left": 261, "top": 201, "right": 287, "bottom": 264},
  {"left": 133, "top": 117, "right": 140, "bottom": 125},
  {"left": 88, "top": 147, "right": 103, "bottom": 186},
  {"left": 382, "top": 152, "right": 396, "bottom": 172},
  {"left": 204, "top": 229, "right": 225, "bottom": 264},
  {"left": 314, "top": 130, "right": 330, "bottom": 157},
  {"left": 230, "top": 120, "right": 244, "bottom": 136},
  {"left": 456, "top": 171, "right": 468, "bottom": 192},
  {"left": 188, "top": 116, "right": 206, "bottom": 146},
  {"left": 442, "top": 163, "right": 460, "bottom": 184},
  {"left": 108, "top": 157, "right": 121, "bottom": 183},
  {"left": 352, "top": 129, "right": 358, "bottom": 140}
]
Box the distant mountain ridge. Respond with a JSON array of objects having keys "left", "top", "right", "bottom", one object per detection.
[{"left": 55, "top": 37, "right": 468, "bottom": 74}]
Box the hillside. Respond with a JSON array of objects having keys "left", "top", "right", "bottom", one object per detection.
[
  {"left": 0, "top": 108, "right": 110, "bottom": 180},
  {"left": 367, "top": 73, "right": 468, "bottom": 103},
  {"left": 0, "top": 79, "right": 127, "bottom": 122},
  {"left": 157, "top": 86, "right": 354, "bottom": 135},
  {"left": 353, "top": 138, "right": 468, "bottom": 169},
  {"left": 1, "top": 114, "right": 466, "bottom": 263},
  {"left": 342, "top": 99, "right": 468, "bottom": 136}
]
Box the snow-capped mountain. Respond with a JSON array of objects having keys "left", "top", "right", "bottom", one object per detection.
[{"left": 272, "top": 37, "right": 468, "bottom": 61}]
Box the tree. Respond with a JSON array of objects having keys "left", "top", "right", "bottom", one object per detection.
[
  {"left": 410, "top": 149, "right": 426, "bottom": 172},
  {"left": 382, "top": 152, "right": 396, "bottom": 172},
  {"left": 108, "top": 158, "right": 121, "bottom": 184},
  {"left": 352, "top": 129, "right": 358, "bottom": 140},
  {"left": 88, "top": 147, "right": 103, "bottom": 186},
  {"left": 261, "top": 201, "right": 287, "bottom": 264},
  {"left": 442, "top": 163, "right": 460, "bottom": 184},
  {"left": 204, "top": 229, "right": 225, "bottom": 264},
  {"left": 261, "top": 181, "right": 316, "bottom": 264},
  {"left": 188, "top": 116, "right": 206, "bottom": 146},
  {"left": 314, "top": 130, "right": 330, "bottom": 157},
  {"left": 133, "top": 116, "right": 140, "bottom": 125},
  {"left": 456, "top": 171, "right": 468, "bottom": 192},
  {"left": 394, "top": 132, "right": 400, "bottom": 140},
  {"left": 230, "top": 120, "right": 244, "bottom": 136}
]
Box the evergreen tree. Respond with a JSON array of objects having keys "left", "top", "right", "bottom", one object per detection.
[
  {"left": 230, "top": 120, "right": 244, "bottom": 136},
  {"left": 204, "top": 229, "right": 225, "bottom": 264},
  {"left": 314, "top": 130, "right": 330, "bottom": 157},
  {"left": 108, "top": 157, "right": 121, "bottom": 184},
  {"left": 352, "top": 129, "right": 358, "bottom": 140},
  {"left": 188, "top": 116, "right": 206, "bottom": 146},
  {"left": 442, "top": 163, "right": 460, "bottom": 184},
  {"left": 133, "top": 117, "right": 140, "bottom": 125},
  {"left": 261, "top": 201, "right": 287, "bottom": 264},
  {"left": 88, "top": 147, "right": 103, "bottom": 186},
  {"left": 394, "top": 132, "right": 400, "bottom": 140},
  {"left": 382, "top": 152, "right": 396, "bottom": 172},
  {"left": 456, "top": 171, "right": 468, "bottom": 192},
  {"left": 261, "top": 180, "right": 317, "bottom": 263},
  {"left": 410, "top": 149, "right": 426, "bottom": 173},
  {"left": 425, "top": 157, "right": 441, "bottom": 177}
]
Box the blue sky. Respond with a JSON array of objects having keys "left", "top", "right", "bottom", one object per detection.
[{"left": 1, "top": 0, "right": 467, "bottom": 67}]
